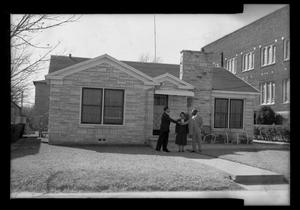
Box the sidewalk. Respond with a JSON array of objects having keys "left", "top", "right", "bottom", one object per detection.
[
  {"left": 11, "top": 190, "right": 289, "bottom": 205},
  {"left": 189, "top": 155, "right": 287, "bottom": 184}
]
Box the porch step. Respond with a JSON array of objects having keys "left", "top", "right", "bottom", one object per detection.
[{"left": 190, "top": 157, "right": 287, "bottom": 185}]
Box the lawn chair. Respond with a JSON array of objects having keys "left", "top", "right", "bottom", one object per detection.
[
  {"left": 241, "top": 129, "right": 251, "bottom": 144},
  {"left": 223, "top": 129, "right": 237, "bottom": 144},
  {"left": 202, "top": 125, "right": 216, "bottom": 144},
  {"left": 225, "top": 129, "right": 251, "bottom": 144}
]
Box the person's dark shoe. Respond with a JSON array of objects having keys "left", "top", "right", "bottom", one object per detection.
[
  {"left": 190, "top": 150, "right": 196, "bottom": 153},
  {"left": 163, "top": 149, "right": 170, "bottom": 152},
  {"left": 155, "top": 148, "right": 160, "bottom": 152}
]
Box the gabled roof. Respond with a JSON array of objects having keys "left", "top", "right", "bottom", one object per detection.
[
  {"left": 212, "top": 67, "right": 259, "bottom": 93},
  {"left": 153, "top": 73, "right": 194, "bottom": 89},
  {"left": 46, "top": 54, "right": 158, "bottom": 85},
  {"left": 48, "top": 55, "right": 180, "bottom": 77},
  {"left": 43, "top": 54, "right": 258, "bottom": 93}
]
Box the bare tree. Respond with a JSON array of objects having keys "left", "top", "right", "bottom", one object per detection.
[
  {"left": 138, "top": 53, "right": 163, "bottom": 63},
  {"left": 10, "top": 14, "right": 81, "bottom": 105},
  {"left": 138, "top": 53, "right": 151, "bottom": 62}
]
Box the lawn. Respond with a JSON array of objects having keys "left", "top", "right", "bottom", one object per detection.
[{"left": 11, "top": 138, "right": 243, "bottom": 193}]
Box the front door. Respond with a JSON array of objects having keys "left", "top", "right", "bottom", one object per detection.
[{"left": 153, "top": 94, "right": 168, "bottom": 135}]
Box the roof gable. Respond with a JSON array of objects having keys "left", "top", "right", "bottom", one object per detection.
[
  {"left": 153, "top": 73, "right": 194, "bottom": 90},
  {"left": 46, "top": 54, "right": 158, "bottom": 85},
  {"left": 48, "top": 55, "right": 180, "bottom": 78}
]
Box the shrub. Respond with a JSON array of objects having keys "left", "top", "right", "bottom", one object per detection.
[
  {"left": 11, "top": 123, "right": 25, "bottom": 143},
  {"left": 254, "top": 125, "right": 290, "bottom": 142},
  {"left": 256, "top": 106, "right": 276, "bottom": 125},
  {"left": 275, "top": 114, "right": 284, "bottom": 125}
]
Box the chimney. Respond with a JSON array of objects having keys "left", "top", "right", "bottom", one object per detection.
[
  {"left": 69, "top": 54, "right": 72, "bottom": 58},
  {"left": 179, "top": 50, "right": 220, "bottom": 126}
]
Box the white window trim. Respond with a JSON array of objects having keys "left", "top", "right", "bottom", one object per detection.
[
  {"left": 282, "top": 79, "right": 290, "bottom": 104},
  {"left": 260, "top": 81, "right": 275, "bottom": 105},
  {"left": 226, "top": 57, "right": 237, "bottom": 74},
  {"left": 79, "top": 86, "right": 126, "bottom": 127},
  {"left": 283, "top": 39, "right": 290, "bottom": 61},
  {"left": 242, "top": 51, "right": 255, "bottom": 72},
  {"left": 261, "top": 44, "right": 276, "bottom": 67}
]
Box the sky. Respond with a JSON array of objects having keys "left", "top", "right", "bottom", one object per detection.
[{"left": 15, "top": 4, "right": 287, "bottom": 106}]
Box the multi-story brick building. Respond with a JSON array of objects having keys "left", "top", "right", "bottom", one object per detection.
[{"left": 202, "top": 5, "right": 290, "bottom": 122}]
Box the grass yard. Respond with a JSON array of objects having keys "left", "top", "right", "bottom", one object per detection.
[{"left": 11, "top": 138, "right": 243, "bottom": 193}]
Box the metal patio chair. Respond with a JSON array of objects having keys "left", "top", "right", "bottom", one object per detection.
[{"left": 202, "top": 125, "right": 216, "bottom": 144}]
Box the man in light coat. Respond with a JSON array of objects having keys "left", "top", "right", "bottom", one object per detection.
[{"left": 189, "top": 109, "right": 203, "bottom": 152}]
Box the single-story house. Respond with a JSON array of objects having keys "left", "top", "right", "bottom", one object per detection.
[{"left": 35, "top": 50, "right": 259, "bottom": 145}]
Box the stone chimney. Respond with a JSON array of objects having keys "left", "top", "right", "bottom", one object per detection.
[{"left": 180, "top": 50, "right": 221, "bottom": 126}]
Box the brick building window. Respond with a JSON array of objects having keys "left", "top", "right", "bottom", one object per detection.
[
  {"left": 283, "top": 39, "right": 290, "bottom": 61},
  {"left": 259, "top": 82, "right": 275, "bottom": 105},
  {"left": 214, "top": 98, "right": 244, "bottom": 129},
  {"left": 226, "top": 57, "right": 237, "bottom": 74},
  {"left": 81, "top": 88, "right": 124, "bottom": 125},
  {"left": 103, "top": 89, "right": 124, "bottom": 124},
  {"left": 282, "top": 79, "right": 290, "bottom": 103},
  {"left": 81, "top": 88, "right": 103, "bottom": 124},
  {"left": 242, "top": 51, "right": 254, "bottom": 71},
  {"left": 261, "top": 44, "right": 276, "bottom": 66},
  {"left": 229, "top": 99, "right": 244, "bottom": 129}
]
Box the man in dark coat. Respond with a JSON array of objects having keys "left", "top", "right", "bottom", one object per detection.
[{"left": 155, "top": 106, "right": 178, "bottom": 152}]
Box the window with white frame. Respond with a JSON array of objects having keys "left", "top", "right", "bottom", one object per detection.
[
  {"left": 261, "top": 44, "right": 276, "bottom": 66},
  {"left": 242, "top": 51, "right": 255, "bottom": 71},
  {"left": 259, "top": 82, "right": 275, "bottom": 105},
  {"left": 283, "top": 39, "right": 290, "bottom": 61},
  {"left": 226, "top": 57, "right": 237, "bottom": 74},
  {"left": 282, "top": 78, "right": 290, "bottom": 103},
  {"left": 81, "top": 88, "right": 124, "bottom": 125}
]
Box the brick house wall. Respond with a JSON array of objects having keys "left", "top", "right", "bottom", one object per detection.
[
  {"left": 180, "top": 50, "right": 219, "bottom": 127},
  {"left": 168, "top": 95, "right": 188, "bottom": 139},
  {"left": 202, "top": 6, "right": 289, "bottom": 114},
  {"left": 180, "top": 50, "right": 256, "bottom": 139},
  {"left": 48, "top": 62, "right": 154, "bottom": 145}
]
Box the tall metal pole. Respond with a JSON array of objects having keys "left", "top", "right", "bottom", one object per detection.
[{"left": 154, "top": 15, "right": 156, "bottom": 62}]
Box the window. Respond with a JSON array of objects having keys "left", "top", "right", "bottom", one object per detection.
[
  {"left": 226, "top": 57, "right": 237, "bottom": 74},
  {"left": 261, "top": 44, "right": 276, "bottom": 66},
  {"left": 284, "top": 39, "right": 290, "bottom": 60},
  {"left": 259, "top": 82, "right": 275, "bottom": 105},
  {"left": 214, "top": 98, "right": 228, "bottom": 128},
  {"left": 242, "top": 51, "right": 255, "bottom": 71},
  {"left": 229, "top": 99, "right": 244, "bottom": 129},
  {"left": 81, "top": 88, "right": 125, "bottom": 125},
  {"left": 81, "top": 88, "right": 103, "bottom": 124},
  {"left": 103, "top": 89, "right": 124, "bottom": 124},
  {"left": 214, "top": 98, "right": 244, "bottom": 129},
  {"left": 282, "top": 79, "right": 290, "bottom": 103},
  {"left": 154, "top": 94, "right": 168, "bottom": 106}
]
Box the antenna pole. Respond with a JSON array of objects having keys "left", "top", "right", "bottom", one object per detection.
[{"left": 154, "top": 15, "right": 157, "bottom": 62}]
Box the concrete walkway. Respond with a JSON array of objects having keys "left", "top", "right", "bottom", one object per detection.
[
  {"left": 189, "top": 154, "right": 287, "bottom": 184},
  {"left": 11, "top": 190, "right": 289, "bottom": 205}
]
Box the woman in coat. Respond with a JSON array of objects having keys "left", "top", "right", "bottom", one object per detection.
[{"left": 175, "top": 112, "right": 189, "bottom": 152}]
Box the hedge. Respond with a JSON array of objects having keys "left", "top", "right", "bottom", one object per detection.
[
  {"left": 254, "top": 125, "right": 290, "bottom": 142},
  {"left": 11, "top": 123, "right": 25, "bottom": 143}
]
